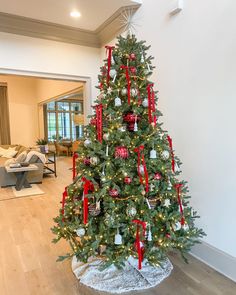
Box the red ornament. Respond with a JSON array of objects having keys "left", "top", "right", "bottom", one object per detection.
[
  {"left": 83, "top": 158, "right": 90, "bottom": 166},
  {"left": 130, "top": 53, "right": 136, "bottom": 60},
  {"left": 154, "top": 172, "right": 162, "bottom": 180},
  {"left": 115, "top": 146, "right": 129, "bottom": 159},
  {"left": 166, "top": 233, "right": 171, "bottom": 239},
  {"left": 124, "top": 176, "right": 132, "bottom": 184},
  {"left": 123, "top": 113, "right": 141, "bottom": 131},
  {"left": 130, "top": 66, "right": 137, "bottom": 74},
  {"left": 109, "top": 189, "right": 119, "bottom": 197},
  {"left": 90, "top": 118, "right": 97, "bottom": 126}
]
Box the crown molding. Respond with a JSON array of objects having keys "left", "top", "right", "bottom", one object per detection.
[{"left": 0, "top": 4, "right": 141, "bottom": 48}]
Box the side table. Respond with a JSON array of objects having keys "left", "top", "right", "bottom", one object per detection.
[
  {"left": 43, "top": 150, "right": 57, "bottom": 177},
  {"left": 5, "top": 164, "right": 39, "bottom": 191}
]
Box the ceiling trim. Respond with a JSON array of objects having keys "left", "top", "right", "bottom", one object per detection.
[{"left": 0, "top": 4, "right": 141, "bottom": 48}]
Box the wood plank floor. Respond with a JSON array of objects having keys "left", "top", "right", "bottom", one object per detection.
[{"left": 0, "top": 157, "right": 235, "bottom": 295}]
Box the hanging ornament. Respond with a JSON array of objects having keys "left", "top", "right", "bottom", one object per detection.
[
  {"left": 124, "top": 176, "right": 132, "bottom": 184},
  {"left": 76, "top": 228, "right": 86, "bottom": 237},
  {"left": 103, "top": 133, "right": 110, "bottom": 141},
  {"left": 118, "top": 125, "right": 126, "bottom": 132},
  {"left": 173, "top": 221, "right": 182, "bottom": 231},
  {"left": 130, "top": 66, "right": 137, "bottom": 74},
  {"left": 148, "top": 198, "right": 158, "bottom": 209},
  {"left": 142, "top": 98, "right": 148, "bottom": 107},
  {"left": 174, "top": 163, "right": 180, "bottom": 173},
  {"left": 84, "top": 139, "right": 91, "bottom": 147},
  {"left": 114, "top": 228, "right": 122, "bottom": 245},
  {"left": 90, "top": 118, "right": 97, "bottom": 126},
  {"left": 104, "top": 213, "right": 115, "bottom": 226},
  {"left": 149, "top": 183, "right": 155, "bottom": 192},
  {"left": 130, "top": 53, "right": 136, "bottom": 60},
  {"left": 154, "top": 172, "right": 162, "bottom": 180},
  {"left": 167, "top": 178, "right": 172, "bottom": 190},
  {"left": 134, "top": 116, "right": 138, "bottom": 132},
  {"left": 163, "top": 199, "right": 171, "bottom": 207},
  {"left": 111, "top": 55, "right": 115, "bottom": 65},
  {"left": 115, "top": 96, "right": 122, "bottom": 106},
  {"left": 141, "top": 54, "right": 145, "bottom": 63},
  {"left": 150, "top": 149, "right": 157, "bottom": 159},
  {"left": 89, "top": 201, "right": 101, "bottom": 216},
  {"left": 183, "top": 223, "right": 189, "bottom": 231},
  {"left": 166, "top": 233, "right": 171, "bottom": 239},
  {"left": 105, "top": 145, "right": 109, "bottom": 156},
  {"left": 147, "top": 227, "right": 152, "bottom": 242},
  {"left": 115, "top": 146, "right": 129, "bottom": 159},
  {"left": 90, "top": 156, "right": 99, "bottom": 165},
  {"left": 139, "top": 164, "right": 145, "bottom": 175},
  {"left": 126, "top": 207, "right": 137, "bottom": 217},
  {"left": 131, "top": 88, "right": 138, "bottom": 97},
  {"left": 109, "top": 189, "right": 119, "bottom": 197},
  {"left": 123, "top": 112, "right": 141, "bottom": 131},
  {"left": 161, "top": 150, "right": 170, "bottom": 160},
  {"left": 121, "top": 87, "right": 127, "bottom": 96},
  {"left": 83, "top": 158, "right": 90, "bottom": 166}
]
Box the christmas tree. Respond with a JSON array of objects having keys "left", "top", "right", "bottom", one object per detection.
[{"left": 52, "top": 35, "right": 205, "bottom": 270}]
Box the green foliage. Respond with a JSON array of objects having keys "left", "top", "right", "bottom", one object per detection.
[
  {"left": 36, "top": 138, "right": 48, "bottom": 145},
  {"left": 52, "top": 34, "right": 205, "bottom": 269}
]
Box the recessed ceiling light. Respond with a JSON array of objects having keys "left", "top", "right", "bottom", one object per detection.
[{"left": 70, "top": 11, "right": 81, "bottom": 18}]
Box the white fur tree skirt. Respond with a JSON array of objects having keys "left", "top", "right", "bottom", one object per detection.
[{"left": 72, "top": 256, "right": 173, "bottom": 293}]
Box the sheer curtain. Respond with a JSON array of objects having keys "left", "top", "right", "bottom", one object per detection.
[{"left": 0, "top": 85, "right": 11, "bottom": 144}]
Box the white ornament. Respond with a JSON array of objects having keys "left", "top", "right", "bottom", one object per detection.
[
  {"left": 139, "top": 164, "right": 145, "bottom": 175},
  {"left": 163, "top": 199, "right": 171, "bottom": 207},
  {"left": 84, "top": 139, "right": 91, "bottom": 147},
  {"left": 167, "top": 179, "right": 172, "bottom": 190},
  {"left": 127, "top": 207, "right": 137, "bottom": 217},
  {"left": 183, "top": 223, "right": 189, "bottom": 231},
  {"left": 161, "top": 150, "right": 170, "bottom": 160},
  {"left": 131, "top": 88, "right": 138, "bottom": 97},
  {"left": 118, "top": 125, "right": 126, "bottom": 132},
  {"left": 109, "top": 69, "right": 117, "bottom": 78},
  {"left": 103, "top": 133, "right": 110, "bottom": 141},
  {"left": 147, "top": 229, "right": 152, "bottom": 242},
  {"left": 134, "top": 116, "right": 138, "bottom": 132},
  {"left": 142, "top": 98, "right": 148, "bottom": 107},
  {"left": 121, "top": 88, "right": 127, "bottom": 96},
  {"left": 115, "top": 97, "right": 122, "bottom": 106},
  {"left": 159, "top": 132, "right": 165, "bottom": 140},
  {"left": 90, "top": 156, "right": 99, "bottom": 165},
  {"left": 141, "top": 54, "right": 145, "bottom": 63},
  {"left": 107, "top": 87, "right": 112, "bottom": 94},
  {"left": 144, "top": 69, "right": 150, "bottom": 75},
  {"left": 76, "top": 228, "right": 85, "bottom": 237},
  {"left": 111, "top": 56, "right": 115, "bottom": 65},
  {"left": 114, "top": 229, "right": 122, "bottom": 245},
  {"left": 106, "top": 145, "right": 109, "bottom": 157},
  {"left": 149, "top": 183, "right": 155, "bottom": 192},
  {"left": 174, "top": 221, "right": 182, "bottom": 231},
  {"left": 146, "top": 198, "right": 151, "bottom": 209},
  {"left": 150, "top": 149, "right": 157, "bottom": 159}
]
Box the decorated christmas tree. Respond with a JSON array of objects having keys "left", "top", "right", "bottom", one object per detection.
[{"left": 52, "top": 35, "right": 205, "bottom": 271}]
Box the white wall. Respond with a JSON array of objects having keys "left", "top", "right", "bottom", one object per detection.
[
  {"left": 127, "top": 0, "right": 236, "bottom": 258},
  {"left": 0, "top": 32, "right": 100, "bottom": 100}
]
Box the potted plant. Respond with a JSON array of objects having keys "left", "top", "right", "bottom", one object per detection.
[{"left": 36, "top": 138, "right": 49, "bottom": 153}]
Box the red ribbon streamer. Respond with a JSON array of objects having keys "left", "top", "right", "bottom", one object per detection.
[
  {"left": 72, "top": 152, "right": 79, "bottom": 180},
  {"left": 174, "top": 183, "right": 185, "bottom": 225},
  {"left": 105, "top": 45, "right": 115, "bottom": 85},
  {"left": 82, "top": 178, "right": 94, "bottom": 224},
  {"left": 134, "top": 145, "right": 149, "bottom": 193},
  {"left": 120, "top": 65, "right": 131, "bottom": 105},
  {"left": 132, "top": 220, "right": 146, "bottom": 270},
  {"left": 167, "top": 135, "right": 175, "bottom": 173},
  {"left": 147, "top": 84, "right": 157, "bottom": 126},
  {"left": 95, "top": 104, "right": 103, "bottom": 143},
  {"left": 61, "top": 187, "right": 68, "bottom": 221}
]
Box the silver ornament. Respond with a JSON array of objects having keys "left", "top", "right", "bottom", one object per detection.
[
  {"left": 139, "top": 164, "right": 145, "bottom": 175},
  {"left": 103, "top": 133, "right": 110, "bottom": 141},
  {"left": 131, "top": 88, "right": 138, "bottom": 97},
  {"left": 150, "top": 149, "right": 157, "bottom": 159},
  {"left": 111, "top": 56, "right": 115, "bottom": 65},
  {"left": 142, "top": 98, "right": 148, "bottom": 107},
  {"left": 115, "top": 97, "right": 122, "bottom": 106},
  {"left": 121, "top": 88, "right": 127, "bottom": 96},
  {"left": 163, "top": 199, "right": 171, "bottom": 207},
  {"left": 161, "top": 150, "right": 170, "bottom": 160},
  {"left": 127, "top": 207, "right": 137, "bottom": 217},
  {"left": 84, "top": 139, "right": 91, "bottom": 147},
  {"left": 76, "top": 228, "right": 85, "bottom": 237},
  {"left": 114, "top": 228, "right": 122, "bottom": 245},
  {"left": 90, "top": 156, "right": 99, "bottom": 165},
  {"left": 173, "top": 221, "right": 182, "bottom": 231},
  {"left": 109, "top": 69, "right": 117, "bottom": 78}
]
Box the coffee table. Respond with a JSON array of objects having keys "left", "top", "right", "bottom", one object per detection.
[{"left": 5, "top": 164, "right": 39, "bottom": 191}]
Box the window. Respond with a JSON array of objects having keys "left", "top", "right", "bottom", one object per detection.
[{"left": 44, "top": 98, "right": 84, "bottom": 142}]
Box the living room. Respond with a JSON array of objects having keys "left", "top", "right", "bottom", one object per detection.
[{"left": 0, "top": 1, "right": 235, "bottom": 295}]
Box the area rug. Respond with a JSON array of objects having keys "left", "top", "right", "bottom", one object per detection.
[
  {"left": 12, "top": 184, "right": 45, "bottom": 198},
  {"left": 72, "top": 256, "right": 173, "bottom": 293}
]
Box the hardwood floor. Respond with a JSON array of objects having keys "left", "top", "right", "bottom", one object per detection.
[{"left": 0, "top": 157, "right": 235, "bottom": 295}]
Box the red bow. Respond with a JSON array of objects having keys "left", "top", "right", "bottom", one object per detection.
[
  {"left": 105, "top": 45, "right": 115, "bottom": 85},
  {"left": 147, "top": 84, "right": 157, "bottom": 126},
  {"left": 134, "top": 145, "right": 149, "bottom": 193},
  {"left": 72, "top": 152, "right": 79, "bottom": 180},
  {"left": 174, "top": 183, "right": 185, "bottom": 225},
  {"left": 95, "top": 104, "right": 103, "bottom": 143},
  {"left": 120, "top": 65, "right": 131, "bottom": 105},
  {"left": 167, "top": 135, "right": 175, "bottom": 173},
  {"left": 132, "top": 220, "right": 146, "bottom": 270},
  {"left": 82, "top": 178, "right": 94, "bottom": 224}
]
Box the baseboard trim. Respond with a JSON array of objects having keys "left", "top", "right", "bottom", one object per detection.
[{"left": 190, "top": 241, "right": 236, "bottom": 282}]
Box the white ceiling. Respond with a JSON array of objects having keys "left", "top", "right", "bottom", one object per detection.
[{"left": 0, "top": 0, "right": 140, "bottom": 31}]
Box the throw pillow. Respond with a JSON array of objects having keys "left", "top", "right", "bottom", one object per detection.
[
  {"left": 2, "top": 147, "right": 18, "bottom": 158},
  {"left": 15, "top": 151, "right": 27, "bottom": 163},
  {"left": 0, "top": 147, "right": 7, "bottom": 156}
]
